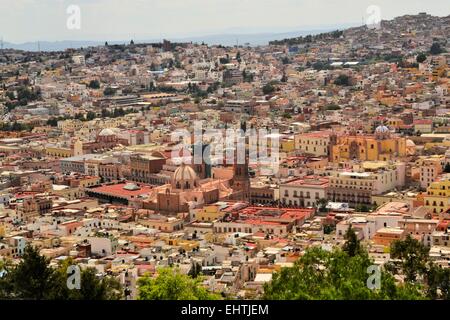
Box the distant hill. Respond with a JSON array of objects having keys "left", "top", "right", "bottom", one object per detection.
[
  {"left": 269, "top": 13, "right": 450, "bottom": 46},
  {"left": 3, "top": 40, "right": 119, "bottom": 52},
  {"left": 1, "top": 26, "right": 359, "bottom": 52}
]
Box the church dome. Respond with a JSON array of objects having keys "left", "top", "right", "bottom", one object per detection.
[
  {"left": 173, "top": 164, "right": 197, "bottom": 182},
  {"left": 375, "top": 125, "right": 390, "bottom": 134},
  {"left": 172, "top": 164, "right": 198, "bottom": 190},
  {"left": 406, "top": 139, "right": 416, "bottom": 147},
  {"left": 99, "top": 128, "right": 116, "bottom": 136},
  {"left": 123, "top": 183, "right": 140, "bottom": 191}
]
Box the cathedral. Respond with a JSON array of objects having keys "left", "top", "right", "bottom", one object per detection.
[
  {"left": 138, "top": 122, "right": 252, "bottom": 214},
  {"left": 330, "top": 125, "right": 408, "bottom": 162},
  {"left": 139, "top": 163, "right": 237, "bottom": 215}
]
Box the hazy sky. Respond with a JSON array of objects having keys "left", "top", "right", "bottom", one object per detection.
[{"left": 1, "top": 0, "right": 449, "bottom": 43}]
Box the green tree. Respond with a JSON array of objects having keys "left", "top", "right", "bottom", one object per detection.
[
  {"left": 74, "top": 113, "right": 85, "bottom": 121},
  {"left": 316, "top": 198, "right": 328, "bottom": 212},
  {"left": 334, "top": 74, "right": 350, "bottom": 86},
  {"left": 88, "top": 80, "right": 100, "bottom": 89},
  {"left": 86, "top": 111, "right": 97, "bottom": 121},
  {"left": 323, "top": 225, "right": 335, "bottom": 235},
  {"left": 86, "top": 111, "right": 96, "bottom": 121},
  {"left": 138, "top": 267, "right": 219, "bottom": 300},
  {"left": 262, "top": 83, "right": 275, "bottom": 95},
  {"left": 113, "top": 107, "right": 125, "bottom": 117},
  {"left": 416, "top": 53, "right": 427, "bottom": 63},
  {"left": 50, "top": 258, "right": 122, "bottom": 300},
  {"left": 325, "top": 104, "right": 341, "bottom": 111},
  {"left": 390, "top": 235, "right": 429, "bottom": 283},
  {"left": 425, "top": 263, "right": 450, "bottom": 300},
  {"left": 47, "top": 118, "right": 58, "bottom": 127},
  {"left": 219, "top": 57, "right": 229, "bottom": 64},
  {"left": 101, "top": 108, "right": 112, "bottom": 118},
  {"left": 430, "top": 42, "right": 443, "bottom": 55},
  {"left": 74, "top": 268, "right": 122, "bottom": 300},
  {"left": 342, "top": 225, "right": 363, "bottom": 257},
  {"left": 103, "top": 87, "right": 116, "bottom": 96},
  {"left": 312, "top": 61, "right": 326, "bottom": 71},
  {"left": 444, "top": 163, "right": 450, "bottom": 173},
  {"left": 0, "top": 259, "right": 14, "bottom": 299},
  {"left": 188, "top": 262, "right": 203, "bottom": 278},
  {"left": 0, "top": 246, "right": 122, "bottom": 300},
  {"left": 4, "top": 245, "right": 56, "bottom": 299},
  {"left": 263, "top": 247, "right": 425, "bottom": 300}
]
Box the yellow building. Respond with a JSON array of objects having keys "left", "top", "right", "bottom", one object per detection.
[
  {"left": 280, "top": 138, "right": 295, "bottom": 153},
  {"left": 163, "top": 238, "right": 199, "bottom": 251},
  {"left": 423, "top": 174, "right": 450, "bottom": 217},
  {"left": 424, "top": 139, "right": 450, "bottom": 151},
  {"left": 265, "top": 133, "right": 295, "bottom": 154},
  {"left": 77, "top": 176, "right": 101, "bottom": 188},
  {"left": 57, "top": 119, "right": 84, "bottom": 133},
  {"left": 295, "top": 131, "right": 332, "bottom": 157},
  {"left": 194, "top": 205, "right": 225, "bottom": 222},
  {"left": 52, "top": 186, "right": 85, "bottom": 201},
  {"left": 331, "top": 126, "right": 407, "bottom": 162},
  {"left": 385, "top": 118, "right": 404, "bottom": 130},
  {"left": 45, "top": 146, "right": 74, "bottom": 158}
]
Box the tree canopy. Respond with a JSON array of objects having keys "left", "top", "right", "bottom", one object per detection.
[
  {"left": 0, "top": 245, "right": 122, "bottom": 300},
  {"left": 263, "top": 246, "right": 424, "bottom": 300},
  {"left": 430, "top": 42, "right": 444, "bottom": 55},
  {"left": 262, "top": 83, "right": 276, "bottom": 95},
  {"left": 138, "top": 267, "right": 220, "bottom": 300},
  {"left": 334, "top": 74, "right": 350, "bottom": 86},
  {"left": 390, "top": 234, "right": 429, "bottom": 282},
  {"left": 264, "top": 228, "right": 427, "bottom": 300},
  {"left": 88, "top": 79, "right": 100, "bottom": 89},
  {"left": 416, "top": 53, "right": 427, "bottom": 63}
]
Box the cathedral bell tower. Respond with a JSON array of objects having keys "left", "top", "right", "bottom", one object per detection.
[{"left": 231, "top": 120, "right": 250, "bottom": 202}]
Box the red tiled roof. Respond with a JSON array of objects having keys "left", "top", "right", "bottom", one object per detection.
[
  {"left": 300, "top": 131, "right": 333, "bottom": 138},
  {"left": 244, "top": 219, "right": 284, "bottom": 226},
  {"left": 413, "top": 119, "right": 432, "bottom": 125},
  {"left": 89, "top": 183, "right": 153, "bottom": 199}
]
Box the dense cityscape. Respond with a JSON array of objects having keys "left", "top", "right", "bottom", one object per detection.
[{"left": 0, "top": 12, "right": 449, "bottom": 300}]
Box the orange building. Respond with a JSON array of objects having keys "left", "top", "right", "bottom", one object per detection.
[{"left": 373, "top": 227, "right": 406, "bottom": 246}]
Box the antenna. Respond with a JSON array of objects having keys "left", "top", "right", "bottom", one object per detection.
[
  {"left": 1, "top": 37, "right": 3, "bottom": 50},
  {"left": 37, "top": 41, "right": 41, "bottom": 52}
]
